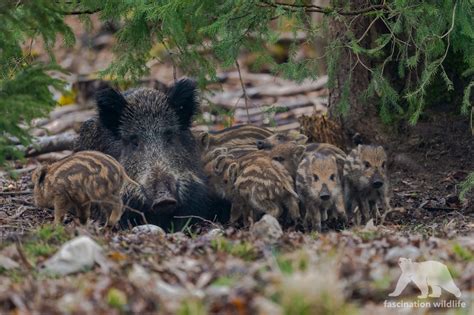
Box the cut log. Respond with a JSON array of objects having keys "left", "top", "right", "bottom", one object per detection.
[
  {"left": 274, "top": 122, "right": 301, "bottom": 132},
  {"left": 32, "top": 104, "right": 85, "bottom": 128},
  {"left": 205, "top": 76, "right": 328, "bottom": 109},
  {"left": 253, "top": 76, "right": 328, "bottom": 97},
  {"left": 17, "top": 132, "right": 77, "bottom": 157},
  {"left": 217, "top": 71, "right": 292, "bottom": 85},
  {"left": 31, "top": 110, "right": 95, "bottom": 136},
  {"left": 36, "top": 151, "right": 73, "bottom": 162}
]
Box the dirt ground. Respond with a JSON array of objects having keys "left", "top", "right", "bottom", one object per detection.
[{"left": 0, "top": 111, "right": 473, "bottom": 314}]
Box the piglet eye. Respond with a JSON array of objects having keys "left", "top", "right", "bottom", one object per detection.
[
  {"left": 273, "top": 156, "right": 284, "bottom": 162},
  {"left": 330, "top": 174, "right": 336, "bottom": 181},
  {"left": 313, "top": 174, "right": 319, "bottom": 181},
  {"left": 364, "top": 161, "right": 371, "bottom": 168}
]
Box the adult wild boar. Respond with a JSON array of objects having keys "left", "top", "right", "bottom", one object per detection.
[{"left": 75, "top": 79, "right": 211, "bottom": 230}]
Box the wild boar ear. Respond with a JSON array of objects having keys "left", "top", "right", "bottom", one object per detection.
[
  {"left": 96, "top": 87, "right": 128, "bottom": 136},
  {"left": 167, "top": 78, "right": 199, "bottom": 129}
]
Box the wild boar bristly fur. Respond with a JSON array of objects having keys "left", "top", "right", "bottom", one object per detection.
[{"left": 75, "top": 79, "right": 212, "bottom": 231}]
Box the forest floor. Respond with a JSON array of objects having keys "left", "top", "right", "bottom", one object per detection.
[{"left": 0, "top": 113, "right": 472, "bottom": 314}]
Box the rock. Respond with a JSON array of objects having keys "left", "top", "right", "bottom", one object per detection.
[
  {"left": 128, "top": 263, "right": 151, "bottom": 286},
  {"left": 155, "top": 280, "right": 188, "bottom": 298},
  {"left": 205, "top": 228, "right": 224, "bottom": 239},
  {"left": 131, "top": 224, "right": 166, "bottom": 236},
  {"left": 205, "top": 285, "right": 231, "bottom": 299},
  {"left": 58, "top": 292, "right": 94, "bottom": 314},
  {"left": 385, "top": 245, "right": 421, "bottom": 263},
  {"left": 169, "top": 232, "right": 188, "bottom": 242},
  {"left": 0, "top": 254, "right": 20, "bottom": 270},
  {"left": 40, "top": 235, "right": 110, "bottom": 275},
  {"left": 362, "top": 219, "right": 377, "bottom": 232},
  {"left": 154, "top": 280, "right": 204, "bottom": 312},
  {"left": 251, "top": 214, "right": 283, "bottom": 244},
  {"left": 252, "top": 296, "right": 283, "bottom": 315}
]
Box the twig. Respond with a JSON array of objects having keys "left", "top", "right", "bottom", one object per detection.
[
  {"left": 235, "top": 59, "right": 251, "bottom": 123},
  {"left": 260, "top": 0, "right": 387, "bottom": 16},
  {"left": 0, "top": 190, "right": 32, "bottom": 196},
  {"left": 173, "top": 215, "right": 220, "bottom": 228},
  {"left": 380, "top": 207, "right": 402, "bottom": 225},
  {"left": 61, "top": 8, "right": 101, "bottom": 15},
  {"left": 91, "top": 199, "right": 149, "bottom": 225},
  {"left": 15, "top": 239, "right": 34, "bottom": 270},
  {"left": 7, "top": 205, "right": 34, "bottom": 221},
  {"left": 353, "top": 51, "right": 373, "bottom": 73},
  {"left": 437, "top": 1, "right": 457, "bottom": 39},
  {"left": 162, "top": 40, "right": 178, "bottom": 82},
  {"left": 9, "top": 198, "right": 34, "bottom": 206},
  {"left": 123, "top": 205, "right": 149, "bottom": 225},
  {"left": 356, "top": 15, "right": 380, "bottom": 43}
]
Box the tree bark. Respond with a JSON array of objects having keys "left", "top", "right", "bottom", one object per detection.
[{"left": 328, "top": 0, "right": 386, "bottom": 144}]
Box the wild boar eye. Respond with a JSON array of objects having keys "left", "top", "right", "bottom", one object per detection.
[
  {"left": 313, "top": 174, "right": 319, "bottom": 182},
  {"left": 364, "top": 161, "right": 371, "bottom": 168},
  {"left": 273, "top": 156, "right": 285, "bottom": 162},
  {"left": 382, "top": 161, "right": 386, "bottom": 168},
  {"left": 128, "top": 135, "right": 139, "bottom": 147},
  {"left": 330, "top": 174, "right": 336, "bottom": 181},
  {"left": 163, "top": 130, "right": 173, "bottom": 142},
  {"left": 276, "top": 135, "right": 284, "bottom": 141}
]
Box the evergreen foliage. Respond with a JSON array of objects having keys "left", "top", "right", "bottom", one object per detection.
[
  {"left": 460, "top": 172, "right": 474, "bottom": 201},
  {"left": 0, "top": 0, "right": 73, "bottom": 165},
  {"left": 75, "top": 0, "right": 473, "bottom": 125}
]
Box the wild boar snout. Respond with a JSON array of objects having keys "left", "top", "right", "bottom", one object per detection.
[
  {"left": 372, "top": 172, "right": 384, "bottom": 189},
  {"left": 319, "top": 184, "right": 331, "bottom": 201}
]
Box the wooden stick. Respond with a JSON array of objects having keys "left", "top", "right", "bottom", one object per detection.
[
  {"left": 0, "top": 191, "right": 33, "bottom": 196},
  {"left": 235, "top": 59, "right": 251, "bottom": 124},
  {"left": 15, "top": 239, "right": 34, "bottom": 270}
]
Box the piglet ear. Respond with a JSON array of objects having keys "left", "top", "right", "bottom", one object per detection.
[
  {"left": 96, "top": 87, "right": 128, "bottom": 136},
  {"left": 198, "top": 132, "right": 210, "bottom": 151},
  {"left": 33, "top": 165, "right": 47, "bottom": 185},
  {"left": 167, "top": 78, "right": 199, "bottom": 129},
  {"left": 294, "top": 145, "right": 306, "bottom": 162},
  {"left": 228, "top": 162, "right": 239, "bottom": 183}
]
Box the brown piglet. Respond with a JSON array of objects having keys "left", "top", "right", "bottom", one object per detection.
[
  {"left": 297, "top": 153, "right": 347, "bottom": 232},
  {"left": 32, "top": 150, "right": 138, "bottom": 227}
]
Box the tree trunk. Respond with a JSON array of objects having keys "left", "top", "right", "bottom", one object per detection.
[{"left": 328, "top": 0, "right": 386, "bottom": 144}]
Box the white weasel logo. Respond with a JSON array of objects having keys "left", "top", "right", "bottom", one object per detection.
[{"left": 389, "top": 258, "right": 461, "bottom": 298}]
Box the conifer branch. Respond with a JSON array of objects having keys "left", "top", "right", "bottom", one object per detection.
[
  {"left": 235, "top": 60, "right": 251, "bottom": 124},
  {"left": 260, "top": 0, "right": 388, "bottom": 16},
  {"left": 61, "top": 8, "right": 101, "bottom": 15}
]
